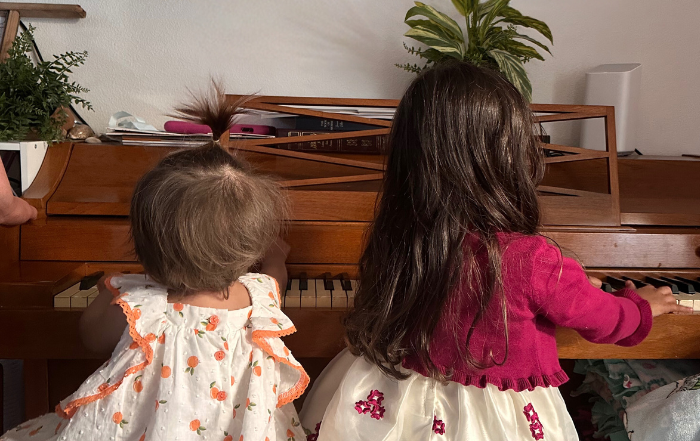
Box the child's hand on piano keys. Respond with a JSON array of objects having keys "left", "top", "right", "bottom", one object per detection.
[
  {"left": 588, "top": 276, "right": 603, "bottom": 289},
  {"left": 626, "top": 280, "right": 693, "bottom": 317}
]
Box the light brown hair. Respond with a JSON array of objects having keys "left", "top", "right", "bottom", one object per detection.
[{"left": 130, "top": 82, "right": 287, "bottom": 297}]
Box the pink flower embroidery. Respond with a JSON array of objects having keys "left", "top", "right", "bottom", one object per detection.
[
  {"left": 306, "top": 421, "right": 321, "bottom": 441},
  {"left": 523, "top": 403, "right": 544, "bottom": 440},
  {"left": 529, "top": 421, "right": 544, "bottom": 440},
  {"left": 432, "top": 416, "right": 445, "bottom": 435},
  {"left": 354, "top": 390, "right": 386, "bottom": 420}
]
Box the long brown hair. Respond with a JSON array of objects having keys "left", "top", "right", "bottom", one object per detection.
[
  {"left": 130, "top": 82, "right": 287, "bottom": 297},
  {"left": 344, "top": 61, "right": 545, "bottom": 380}
]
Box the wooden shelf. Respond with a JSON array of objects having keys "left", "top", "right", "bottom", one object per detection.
[{"left": 0, "top": 3, "right": 85, "bottom": 19}]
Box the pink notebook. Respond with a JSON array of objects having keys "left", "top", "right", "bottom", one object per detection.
[{"left": 164, "top": 121, "right": 275, "bottom": 136}]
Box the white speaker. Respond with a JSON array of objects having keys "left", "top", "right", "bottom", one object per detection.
[{"left": 580, "top": 64, "right": 641, "bottom": 153}]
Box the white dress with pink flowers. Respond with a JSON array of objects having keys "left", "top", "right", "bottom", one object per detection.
[
  {"left": 300, "top": 349, "right": 578, "bottom": 441},
  {"left": 1, "top": 273, "right": 308, "bottom": 441}
]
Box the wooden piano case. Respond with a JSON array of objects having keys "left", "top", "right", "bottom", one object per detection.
[{"left": 1, "top": 97, "right": 699, "bottom": 420}]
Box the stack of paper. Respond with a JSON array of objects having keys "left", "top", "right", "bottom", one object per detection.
[
  {"left": 104, "top": 112, "right": 273, "bottom": 147},
  {"left": 247, "top": 105, "right": 396, "bottom": 120}
]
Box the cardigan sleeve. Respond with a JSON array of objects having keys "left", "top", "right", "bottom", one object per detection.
[{"left": 529, "top": 243, "right": 653, "bottom": 346}]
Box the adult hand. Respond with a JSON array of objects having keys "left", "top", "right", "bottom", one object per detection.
[{"left": 0, "top": 196, "right": 37, "bottom": 226}]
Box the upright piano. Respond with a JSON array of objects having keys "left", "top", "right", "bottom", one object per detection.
[{"left": 1, "top": 97, "right": 699, "bottom": 418}]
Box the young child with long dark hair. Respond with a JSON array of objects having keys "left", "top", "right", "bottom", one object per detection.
[
  {"left": 2, "top": 84, "right": 308, "bottom": 441},
  {"left": 299, "top": 62, "right": 688, "bottom": 441}
]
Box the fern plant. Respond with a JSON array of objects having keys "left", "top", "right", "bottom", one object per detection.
[
  {"left": 0, "top": 25, "right": 92, "bottom": 142},
  {"left": 397, "top": 0, "right": 553, "bottom": 101}
]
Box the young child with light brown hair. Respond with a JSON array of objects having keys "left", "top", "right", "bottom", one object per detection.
[{"left": 1, "top": 84, "right": 308, "bottom": 441}]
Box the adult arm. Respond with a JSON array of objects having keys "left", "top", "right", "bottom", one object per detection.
[{"left": 0, "top": 158, "right": 37, "bottom": 225}]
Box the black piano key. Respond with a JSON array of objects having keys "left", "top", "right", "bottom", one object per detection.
[
  {"left": 661, "top": 277, "right": 695, "bottom": 294},
  {"left": 80, "top": 271, "right": 104, "bottom": 290},
  {"left": 645, "top": 277, "right": 679, "bottom": 294},
  {"left": 299, "top": 272, "right": 308, "bottom": 291},
  {"left": 676, "top": 277, "right": 700, "bottom": 292},
  {"left": 286, "top": 278, "right": 292, "bottom": 292},
  {"left": 600, "top": 282, "right": 613, "bottom": 293},
  {"left": 621, "top": 276, "right": 647, "bottom": 289},
  {"left": 606, "top": 276, "right": 626, "bottom": 290},
  {"left": 322, "top": 273, "right": 335, "bottom": 291},
  {"left": 339, "top": 273, "right": 353, "bottom": 291}
]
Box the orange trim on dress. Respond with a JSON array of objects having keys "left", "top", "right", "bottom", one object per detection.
[
  {"left": 56, "top": 276, "right": 154, "bottom": 419},
  {"left": 251, "top": 278, "right": 309, "bottom": 408},
  {"left": 252, "top": 326, "right": 310, "bottom": 408}
]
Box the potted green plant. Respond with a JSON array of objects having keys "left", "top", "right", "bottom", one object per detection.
[
  {"left": 0, "top": 25, "right": 91, "bottom": 142},
  {"left": 397, "top": 0, "right": 553, "bottom": 101}
]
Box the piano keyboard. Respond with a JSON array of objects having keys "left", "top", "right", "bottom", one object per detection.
[
  {"left": 51, "top": 271, "right": 358, "bottom": 311},
  {"left": 53, "top": 272, "right": 104, "bottom": 310},
  {"left": 52, "top": 272, "right": 700, "bottom": 313},
  {"left": 282, "top": 273, "right": 357, "bottom": 309}
]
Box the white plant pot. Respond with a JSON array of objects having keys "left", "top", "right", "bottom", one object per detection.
[{"left": 0, "top": 141, "right": 49, "bottom": 194}]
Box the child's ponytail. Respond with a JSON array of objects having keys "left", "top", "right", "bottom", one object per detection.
[{"left": 170, "top": 79, "right": 251, "bottom": 144}]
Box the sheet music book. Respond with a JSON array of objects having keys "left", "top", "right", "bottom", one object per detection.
[{"left": 246, "top": 105, "right": 396, "bottom": 120}]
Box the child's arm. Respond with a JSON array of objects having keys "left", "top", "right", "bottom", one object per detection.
[
  {"left": 531, "top": 245, "right": 691, "bottom": 347},
  {"left": 260, "top": 237, "right": 290, "bottom": 292},
  {"left": 79, "top": 276, "right": 128, "bottom": 355},
  {"left": 0, "top": 159, "right": 37, "bottom": 226}
]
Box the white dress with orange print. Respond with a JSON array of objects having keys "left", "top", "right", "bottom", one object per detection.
[{"left": 0, "top": 273, "right": 309, "bottom": 441}]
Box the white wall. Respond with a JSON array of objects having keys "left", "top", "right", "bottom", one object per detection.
[{"left": 16, "top": 0, "right": 700, "bottom": 155}]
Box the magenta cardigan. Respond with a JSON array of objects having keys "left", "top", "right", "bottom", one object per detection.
[{"left": 402, "top": 233, "right": 653, "bottom": 392}]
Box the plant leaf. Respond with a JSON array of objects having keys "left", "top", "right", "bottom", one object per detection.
[
  {"left": 417, "top": 47, "right": 446, "bottom": 62},
  {"left": 512, "top": 32, "right": 551, "bottom": 55},
  {"left": 499, "top": 40, "right": 544, "bottom": 61},
  {"left": 487, "top": 49, "right": 532, "bottom": 101},
  {"left": 499, "top": 7, "right": 553, "bottom": 43},
  {"left": 405, "top": 26, "right": 464, "bottom": 59},
  {"left": 476, "top": 0, "right": 504, "bottom": 19},
  {"left": 480, "top": 0, "right": 510, "bottom": 32},
  {"left": 451, "top": 0, "right": 478, "bottom": 16},
  {"left": 406, "top": 2, "right": 465, "bottom": 42},
  {"left": 405, "top": 19, "right": 467, "bottom": 57}
]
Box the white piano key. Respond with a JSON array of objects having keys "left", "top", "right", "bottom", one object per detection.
[
  {"left": 54, "top": 283, "right": 80, "bottom": 309},
  {"left": 300, "top": 280, "right": 317, "bottom": 308},
  {"left": 71, "top": 286, "right": 97, "bottom": 309},
  {"left": 680, "top": 300, "right": 694, "bottom": 309},
  {"left": 316, "top": 279, "right": 332, "bottom": 308},
  {"left": 284, "top": 279, "right": 301, "bottom": 308},
  {"left": 676, "top": 293, "right": 694, "bottom": 310},
  {"left": 331, "top": 279, "right": 347, "bottom": 309}
]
